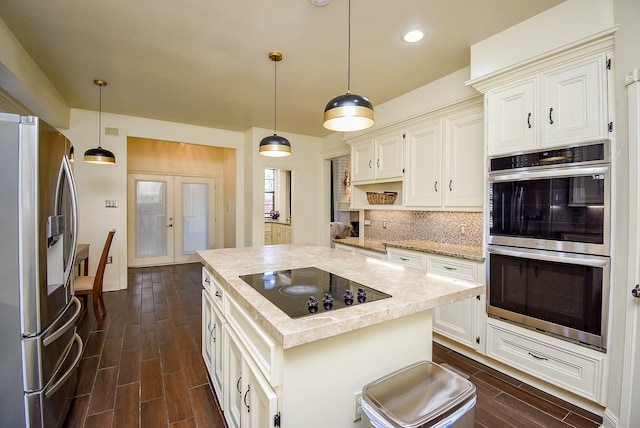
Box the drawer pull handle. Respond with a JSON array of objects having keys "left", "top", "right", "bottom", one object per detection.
[
  {"left": 527, "top": 112, "right": 532, "bottom": 128},
  {"left": 236, "top": 375, "right": 242, "bottom": 393},
  {"left": 434, "top": 181, "right": 438, "bottom": 192},
  {"left": 205, "top": 278, "right": 210, "bottom": 284},
  {"left": 215, "top": 291, "right": 222, "bottom": 299},
  {"left": 212, "top": 323, "right": 216, "bottom": 343},
  {"left": 528, "top": 352, "right": 548, "bottom": 361},
  {"left": 443, "top": 266, "right": 457, "bottom": 271},
  {"left": 549, "top": 107, "right": 554, "bottom": 125},
  {"left": 400, "top": 257, "right": 410, "bottom": 261}
]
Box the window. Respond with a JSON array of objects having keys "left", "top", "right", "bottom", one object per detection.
[{"left": 264, "top": 168, "right": 275, "bottom": 216}]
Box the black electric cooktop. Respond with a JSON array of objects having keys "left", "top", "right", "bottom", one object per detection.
[{"left": 239, "top": 267, "right": 391, "bottom": 319}]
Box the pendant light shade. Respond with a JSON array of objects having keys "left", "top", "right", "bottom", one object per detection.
[
  {"left": 323, "top": 0, "right": 374, "bottom": 132},
  {"left": 259, "top": 51, "right": 291, "bottom": 157},
  {"left": 84, "top": 79, "right": 116, "bottom": 164}
]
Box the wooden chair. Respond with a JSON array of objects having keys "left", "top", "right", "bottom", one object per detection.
[{"left": 74, "top": 229, "right": 116, "bottom": 327}]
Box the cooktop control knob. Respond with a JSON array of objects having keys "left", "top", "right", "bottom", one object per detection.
[
  {"left": 343, "top": 290, "right": 354, "bottom": 305},
  {"left": 307, "top": 296, "right": 319, "bottom": 313},
  {"left": 357, "top": 287, "right": 367, "bottom": 302},
  {"left": 323, "top": 293, "right": 334, "bottom": 310}
]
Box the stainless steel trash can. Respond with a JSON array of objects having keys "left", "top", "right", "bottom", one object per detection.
[{"left": 361, "top": 361, "right": 476, "bottom": 428}]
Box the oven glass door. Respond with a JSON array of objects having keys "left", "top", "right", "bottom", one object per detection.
[
  {"left": 487, "top": 247, "right": 609, "bottom": 350},
  {"left": 489, "top": 166, "right": 608, "bottom": 254}
]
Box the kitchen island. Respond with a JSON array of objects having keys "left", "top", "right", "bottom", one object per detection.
[{"left": 197, "top": 244, "right": 483, "bottom": 428}]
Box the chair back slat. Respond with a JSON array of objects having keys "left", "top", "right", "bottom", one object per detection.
[{"left": 94, "top": 229, "right": 116, "bottom": 293}]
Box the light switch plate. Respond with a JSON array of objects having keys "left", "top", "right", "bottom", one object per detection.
[{"left": 105, "top": 200, "right": 119, "bottom": 208}]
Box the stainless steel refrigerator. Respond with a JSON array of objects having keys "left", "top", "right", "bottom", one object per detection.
[{"left": 0, "top": 112, "right": 83, "bottom": 427}]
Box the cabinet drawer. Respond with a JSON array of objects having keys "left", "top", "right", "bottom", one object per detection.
[
  {"left": 487, "top": 319, "right": 605, "bottom": 403},
  {"left": 226, "top": 296, "right": 280, "bottom": 387},
  {"left": 386, "top": 249, "right": 426, "bottom": 269},
  {"left": 427, "top": 256, "right": 476, "bottom": 281},
  {"left": 202, "top": 267, "right": 224, "bottom": 311}
]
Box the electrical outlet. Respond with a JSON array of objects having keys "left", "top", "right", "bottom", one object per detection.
[
  {"left": 382, "top": 220, "right": 387, "bottom": 229},
  {"left": 353, "top": 391, "right": 362, "bottom": 421},
  {"left": 364, "top": 219, "right": 371, "bottom": 226},
  {"left": 106, "top": 256, "right": 113, "bottom": 264},
  {"left": 105, "top": 200, "right": 119, "bottom": 208},
  {"left": 461, "top": 224, "right": 466, "bottom": 235}
]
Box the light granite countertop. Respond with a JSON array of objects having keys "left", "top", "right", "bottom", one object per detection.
[
  {"left": 197, "top": 244, "right": 483, "bottom": 349},
  {"left": 334, "top": 237, "right": 484, "bottom": 262}
]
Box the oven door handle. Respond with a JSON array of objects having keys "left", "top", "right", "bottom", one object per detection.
[
  {"left": 488, "top": 246, "right": 609, "bottom": 267},
  {"left": 488, "top": 165, "right": 609, "bottom": 182}
]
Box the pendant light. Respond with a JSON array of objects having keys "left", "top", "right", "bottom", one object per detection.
[
  {"left": 84, "top": 79, "right": 116, "bottom": 164},
  {"left": 323, "top": 0, "right": 374, "bottom": 132},
  {"left": 259, "top": 51, "right": 291, "bottom": 157}
]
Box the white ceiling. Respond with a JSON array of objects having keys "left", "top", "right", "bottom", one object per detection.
[{"left": 0, "top": 0, "right": 563, "bottom": 137}]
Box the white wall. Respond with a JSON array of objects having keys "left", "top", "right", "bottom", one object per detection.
[
  {"left": 64, "top": 108, "right": 245, "bottom": 291},
  {"left": 247, "top": 127, "right": 324, "bottom": 246},
  {"left": 469, "top": 0, "right": 615, "bottom": 80}
]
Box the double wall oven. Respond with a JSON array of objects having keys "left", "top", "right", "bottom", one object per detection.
[{"left": 487, "top": 142, "right": 610, "bottom": 351}]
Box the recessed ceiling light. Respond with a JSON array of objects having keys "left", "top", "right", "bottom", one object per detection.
[
  {"left": 403, "top": 30, "right": 424, "bottom": 43},
  {"left": 310, "top": 0, "right": 330, "bottom": 6}
]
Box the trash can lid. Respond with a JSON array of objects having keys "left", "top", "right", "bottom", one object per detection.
[{"left": 362, "top": 361, "right": 476, "bottom": 428}]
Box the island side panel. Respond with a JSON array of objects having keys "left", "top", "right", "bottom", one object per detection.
[{"left": 279, "top": 310, "right": 432, "bottom": 428}]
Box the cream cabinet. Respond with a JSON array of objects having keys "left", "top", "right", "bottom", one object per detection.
[
  {"left": 427, "top": 255, "right": 486, "bottom": 353},
  {"left": 225, "top": 326, "right": 278, "bottom": 428},
  {"left": 202, "top": 267, "right": 280, "bottom": 428},
  {"left": 487, "top": 53, "right": 610, "bottom": 156},
  {"left": 351, "top": 131, "right": 404, "bottom": 183},
  {"left": 486, "top": 318, "right": 607, "bottom": 404},
  {"left": 271, "top": 223, "right": 291, "bottom": 244},
  {"left": 264, "top": 223, "right": 272, "bottom": 245},
  {"left": 385, "top": 248, "right": 485, "bottom": 352},
  {"left": 404, "top": 103, "right": 484, "bottom": 210},
  {"left": 334, "top": 243, "right": 386, "bottom": 260}
]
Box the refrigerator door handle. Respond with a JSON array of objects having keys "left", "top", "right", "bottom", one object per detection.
[
  {"left": 52, "top": 156, "right": 79, "bottom": 285},
  {"left": 43, "top": 297, "right": 81, "bottom": 347},
  {"left": 44, "top": 333, "right": 83, "bottom": 398}
]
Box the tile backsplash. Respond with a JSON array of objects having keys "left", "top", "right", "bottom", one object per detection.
[{"left": 364, "top": 210, "right": 483, "bottom": 247}]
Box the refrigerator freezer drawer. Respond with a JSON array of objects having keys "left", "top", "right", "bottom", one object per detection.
[
  {"left": 22, "top": 297, "right": 81, "bottom": 391},
  {"left": 25, "top": 333, "right": 82, "bottom": 428}
]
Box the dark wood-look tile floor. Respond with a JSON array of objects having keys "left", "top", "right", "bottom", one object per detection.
[
  {"left": 64, "top": 263, "right": 226, "bottom": 428},
  {"left": 64, "top": 262, "right": 602, "bottom": 428}
]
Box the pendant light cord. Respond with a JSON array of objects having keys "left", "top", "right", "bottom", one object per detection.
[
  {"left": 274, "top": 57, "right": 278, "bottom": 134},
  {"left": 347, "top": 0, "right": 351, "bottom": 95},
  {"left": 98, "top": 84, "right": 103, "bottom": 148}
]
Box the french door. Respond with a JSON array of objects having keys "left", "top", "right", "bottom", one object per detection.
[{"left": 127, "top": 174, "right": 216, "bottom": 267}]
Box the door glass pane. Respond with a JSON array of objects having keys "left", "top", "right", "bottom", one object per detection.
[
  {"left": 182, "top": 183, "right": 208, "bottom": 254},
  {"left": 135, "top": 180, "right": 167, "bottom": 257}
]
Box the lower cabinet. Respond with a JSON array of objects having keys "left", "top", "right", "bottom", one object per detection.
[
  {"left": 271, "top": 223, "right": 292, "bottom": 245},
  {"left": 202, "top": 268, "right": 280, "bottom": 428},
  {"left": 202, "top": 290, "right": 224, "bottom": 399},
  {"left": 486, "top": 318, "right": 607, "bottom": 404},
  {"left": 427, "top": 255, "right": 486, "bottom": 353},
  {"left": 334, "top": 243, "right": 386, "bottom": 260},
  {"left": 225, "top": 327, "right": 278, "bottom": 428},
  {"left": 386, "top": 248, "right": 485, "bottom": 352}
]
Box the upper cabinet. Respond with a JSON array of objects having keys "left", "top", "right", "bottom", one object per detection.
[
  {"left": 404, "top": 102, "right": 484, "bottom": 210},
  {"left": 351, "top": 131, "right": 404, "bottom": 183},
  {"left": 486, "top": 52, "right": 611, "bottom": 156},
  {"left": 347, "top": 98, "right": 483, "bottom": 210}
]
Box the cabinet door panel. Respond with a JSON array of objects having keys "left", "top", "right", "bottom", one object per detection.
[
  {"left": 404, "top": 121, "right": 442, "bottom": 206},
  {"left": 433, "top": 299, "right": 475, "bottom": 348},
  {"left": 374, "top": 132, "right": 404, "bottom": 180},
  {"left": 488, "top": 78, "right": 537, "bottom": 155},
  {"left": 245, "top": 357, "right": 278, "bottom": 428},
  {"left": 542, "top": 56, "right": 606, "bottom": 147},
  {"left": 445, "top": 109, "right": 484, "bottom": 207},
  {"left": 225, "top": 328, "right": 244, "bottom": 428},
  {"left": 351, "top": 140, "right": 374, "bottom": 182}
]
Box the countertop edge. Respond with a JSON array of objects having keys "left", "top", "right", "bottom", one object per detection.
[
  {"left": 334, "top": 238, "right": 485, "bottom": 262},
  {"left": 198, "top": 245, "right": 485, "bottom": 349}
]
